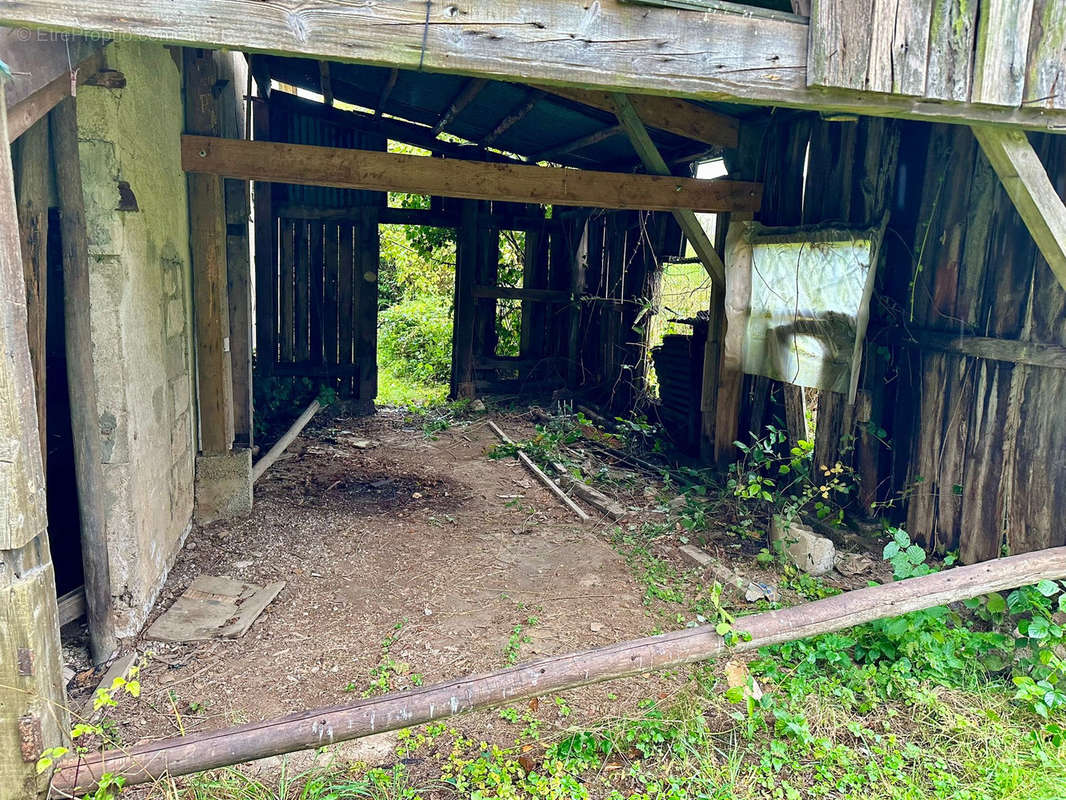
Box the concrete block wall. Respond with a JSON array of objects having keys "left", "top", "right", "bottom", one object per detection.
[{"left": 76, "top": 42, "right": 196, "bottom": 637}]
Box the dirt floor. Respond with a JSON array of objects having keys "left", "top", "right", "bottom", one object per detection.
[{"left": 60, "top": 405, "right": 888, "bottom": 786}]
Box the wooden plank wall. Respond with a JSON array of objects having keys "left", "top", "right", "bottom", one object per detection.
[
  {"left": 900, "top": 128, "right": 1066, "bottom": 562},
  {"left": 809, "top": 0, "right": 1066, "bottom": 109},
  {"left": 749, "top": 108, "right": 1066, "bottom": 562}
]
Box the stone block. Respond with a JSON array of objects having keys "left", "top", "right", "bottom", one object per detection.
[
  {"left": 195, "top": 449, "right": 253, "bottom": 524},
  {"left": 771, "top": 516, "right": 836, "bottom": 576}
]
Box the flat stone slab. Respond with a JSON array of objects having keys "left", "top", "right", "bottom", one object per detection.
[{"left": 146, "top": 575, "right": 284, "bottom": 642}]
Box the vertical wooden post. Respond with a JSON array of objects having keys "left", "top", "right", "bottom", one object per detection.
[
  {"left": 713, "top": 217, "right": 753, "bottom": 467},
  {"left": 451, "top": 200, "right": 477, "bottom": 399},
  {"left": 355, "top": 207, "right": 379, "bottom": 406},
  {"left": 252, "top": 98, "right": 275, "bottom": 382},
  {"left": 184, "top": 48, "right": 234, "bottom": 454},
  {"left": 14, "top": 118, "right": 49, "bottom": 471},
  {"left": 567, "top": 220, "right": 588, "bottom": 389},
  {"left": 0, "top": 81, "right": 68, "bottom": 800},
  {"left": 50, "top": 97, "right": 116, "bottom": 664}
]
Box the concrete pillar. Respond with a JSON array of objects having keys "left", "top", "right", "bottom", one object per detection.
[{"left": 0, "top": 83, "right": 69, "bottom": 800}]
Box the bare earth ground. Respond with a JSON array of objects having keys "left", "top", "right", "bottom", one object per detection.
[{"left": 61, "top": 407, "right": 887, "bottom": 792}]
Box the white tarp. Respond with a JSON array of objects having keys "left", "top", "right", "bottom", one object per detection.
[{"left": 739, "top": 227, "right": 881, "bottom": 402}]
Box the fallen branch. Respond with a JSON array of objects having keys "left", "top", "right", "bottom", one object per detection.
[
  {"left": 252, "top": 399, "right": 322, "bottom": 483},
  {"left": 52, "top": 547, "right": 1066, "bottom": 794},
  {"left": 487, "top": 420, "right": 589, "bottom": 521}
]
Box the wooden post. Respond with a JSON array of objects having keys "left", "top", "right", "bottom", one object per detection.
[
  {"left": 355, "top": 207, "right": 379, "bottom": 406},
  {"left": 252, "top": 99, "right": 275, "bottom": 380},
  {"left": 184, "top": 48, "right": 234, "bottom": 454},
  {"left": 50, "top": 97, "right": 117, "bottom": 665},
  {"left": 0, "top": 81, "right": 68, "bottom": 800},
  {"left": 451, "top": 200, "right": 477, "bottom": 399},
  {"left": 51, "top": 545, "right": 1066, "bottom": 795},
  {"left": 714, "top": 218, "right": 753, "bottom": 466},
  {"left": 13, "top": 117, "right": 49, "bottom": 471},
  {"left": 567, "top": 220, "right": 588, "bottom": 388}
]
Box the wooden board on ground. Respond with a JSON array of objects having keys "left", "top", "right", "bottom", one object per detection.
[{"left": 146, "top": 576, "right": 285, "bottom": 642}]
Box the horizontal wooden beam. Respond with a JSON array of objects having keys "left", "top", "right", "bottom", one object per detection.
[
  {"left": 182, "top": 136, "right": 763, "bottom": 213},
  {"left": 536, "top": 85, "right": 738, "bottom": 148},
  {"left": 4, "top": 2, "right": 1066, "bottom": 131},
  {"left": 472, "top": 285, "right": 571, "bottom": 303},
  {"left": 972, "top": 126, "right": 1066, "bottom": 290},
  {"left": 902, "top": 328, "right": 1066, "bottom": 370}
]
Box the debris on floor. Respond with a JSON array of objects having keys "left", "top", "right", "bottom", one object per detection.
[{"left": 146, "top": 575, "right": 285, "bottom": 642}]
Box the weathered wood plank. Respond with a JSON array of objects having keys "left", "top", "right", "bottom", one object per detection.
[
  {"left": 279, "top": 219, "right": 294, "bottom": 363},
  {"left": 866, "top": 0, "right": 933, "bottom": 96},
  {"left": 1024, "top": 0, "right": 1066, "bottom": 110},
  {"left": 181, "top": 135, "right": 763, "bottom": 214},
  {"left": 294, "top": 220, "right": 309, "bottom": 363},
  {"left": 451, "top": 201, "right": 478, "bottom": 399},
  {"left": 904, "top": 328, "right": 1066, "bottom": 368},
  {"left": 972, "top": 0, "right": 1036, "bottom": 107},
  {"left": 714, "top": 218, "right": 752, "bottom": 466},
  {"left": 337, "top": 222, "right": 354, "bottom": 394},
  {"left": 252, "top": 99, "right": 275, "bottom": 376},
  {"left": 0, "top": 79, "right": 68, "bottom": 797},
  {"left": 972, "top": 125, "right": 1066, "bottom": 290},
  {"left": 13, "top": 118, "right": 48, "bottom": 469},
  {"left": 536, "top": 85, "right": 738, "bottom": 148},
  {"left": 5, "top": 1, "right": 1066, "bottom": 131},
  {"left": 355, "top": 207, "right": 378, "bottom": 403},
  {"left": 6, "top": 50, "right": 104, "bottom": 142},
  {"left": 926, "top": 0, "right": 980, "bottom": 101},
  {"left": 808, "top": 0, "right": 875, "bottom": 90},
  {"left": 185, "top": 48, "right": 234, "bottom": 454}
]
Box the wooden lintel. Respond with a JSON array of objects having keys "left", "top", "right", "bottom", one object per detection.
[
  {"left": 182, "top": 135, "right": 763, "bottom": 214},
  {"left": 972, "top": 126, "right": 1066, "bottom": 290},
  {"left": 8, "top": 3, "right": 1066, "bottom": 131},
  {"left": 611, "top": 93, "right": 726, "bottom": 284},
  {"left": 375, "top": 68, "right": 398, "bottom": 117}
]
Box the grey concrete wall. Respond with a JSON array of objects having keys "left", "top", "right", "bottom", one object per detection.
[{"left": 77, "top": 42, "right": 196, "bottom": 637}]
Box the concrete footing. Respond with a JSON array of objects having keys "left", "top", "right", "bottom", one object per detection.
[{"left": 194, "top": 448, "right": 253, "bottom": 524}]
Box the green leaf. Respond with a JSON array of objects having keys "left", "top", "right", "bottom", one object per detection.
[
  {"left": 905, "top": 544, "right": 926, "bottom": 563},
  {"left": 1028, "top": 618, "right": 1050, "bottom": 640},
  {"left": 883, "top": 542, "right": 900, "bottom": 559},
  {"left": 985, "top": 592, "right": 1007, "bottom": 614},
  {"left": 1036, "top": 579, "right": 1059, "bottom": 597},
  {"left": 715, "top": 622, "right": 732, "bottom": 636}
]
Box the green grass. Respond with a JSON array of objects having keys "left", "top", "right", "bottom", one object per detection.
[{"left": 376, "top": 363, "right": 448, "bottom": 407}]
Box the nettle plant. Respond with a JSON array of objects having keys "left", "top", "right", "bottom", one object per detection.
[{"left": 726, "top": 426, "right": 855, "bottom": 535}]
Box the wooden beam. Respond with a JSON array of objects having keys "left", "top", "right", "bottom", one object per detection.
[
  {"left": 185, "top": 49, "right": 235, "bottom": 454},
  {"left": 0, "top": 78, "right": 69, "bottom": 798},
  {"left": 9, "top": 2, "right": 1065, "bottom": 131},
  {"left": 182, "top": 136, "right": 762, "bottom": 214},
  {"left": 375, "top": 68, "right": 398, "bottom": 117},
  {"left": 714, "top": 218, "right": 752, "bottom": 466},
  {"left": 52, "top": 545, "right": 1066, "bottom": 794},
  {"left": 611, "top": 93, "right": 726, "bottom": 284},
  {"left": 7, "top": 50, "right": 105, "bottom": 142},
  {"left": 482, "top": 90, "right": 542, "bottom": 147},
  {"left": 972, "top": 126, "right": 1066, "bottom": 290},
  {"left": 534, "top": 125, "right": 624, "bottom": 163},
  {"left": 51, "top": 96, "right": 117, "bottom": 664},
  {"left": 472, "top": 285, "right": 570, "bottom": 303},
  {"left": 1, "top": 28, "right": 101, "bottom": 107},
  {"left": 317, "top": 60, "right": 333, "bottom": 105},
  {"left": 432, "top": 78, "right": 487, "bottom": 136},
  {"left": 538, "top": 85, "right": 739, "bottom": 148},
  {"left": 902, "top": 327, "right": 1066, "bottom": 370},
  {"left": 14, "top": 117, "right": 49, "bottom": 469}
]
